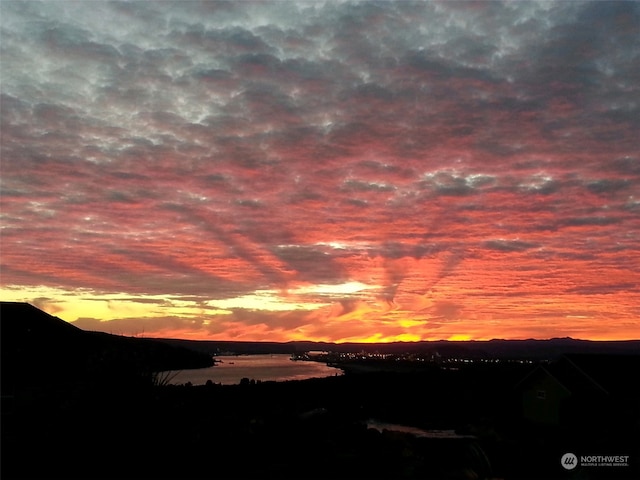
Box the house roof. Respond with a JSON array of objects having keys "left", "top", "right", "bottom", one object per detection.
[
  {"left": 516, "top": 353, "right": 640, "bottom": 398},
  {"left": 562, "top": 353, "right": 640, "bottom": 397}
]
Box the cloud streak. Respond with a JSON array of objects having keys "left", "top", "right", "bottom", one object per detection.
[{"left": 1, "top": 0, "right": 639, "bottom": 341}]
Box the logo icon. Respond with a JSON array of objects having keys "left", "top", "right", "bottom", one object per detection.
[{"left": 561, "top": 453, "right": 578, "bottom": 470}]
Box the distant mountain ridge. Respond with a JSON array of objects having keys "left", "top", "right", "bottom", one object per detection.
[{"left": 157, "top": 336, "right": 640, "bottom": 360}]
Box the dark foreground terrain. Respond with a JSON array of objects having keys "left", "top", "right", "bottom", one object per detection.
[
  {"left": 2, "top": 303, "right": 639, "bottom": 480},
  {"left": 4, "top": 361, "right": 639, "bottom": 480}
]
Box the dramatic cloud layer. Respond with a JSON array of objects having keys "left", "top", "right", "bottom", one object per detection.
[{"left": 2, "top": 1, "right": 639, "bottom": 341}]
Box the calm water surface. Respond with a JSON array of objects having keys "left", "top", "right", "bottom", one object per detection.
[
  {"left": 366, "top": 419, "right": 476, "bottom": 439},
  {"left": 167, "top": 354, "right": 343, "bottom": 386}
]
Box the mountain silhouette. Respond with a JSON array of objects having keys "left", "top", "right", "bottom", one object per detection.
[
  {"left": 0, "top": 301, "right": 213, "bottom": 394},
  {"left": 157, "top": 336, "right": 640, "bottom": 360}
]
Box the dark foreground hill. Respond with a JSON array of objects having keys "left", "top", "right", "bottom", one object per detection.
[{"left": 0, "top": 301, "right": 214, "bottom": 394}]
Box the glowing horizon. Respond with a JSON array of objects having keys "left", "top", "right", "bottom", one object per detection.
[
  {"left": 2, "top": 1, "right": 639, "bottom": 343},
  {"left": 2, "top": 279, "right": 637, "bottom": 342}
]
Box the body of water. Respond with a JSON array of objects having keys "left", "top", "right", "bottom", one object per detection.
[
  {"left": 166, "top": 354, "right": 343, "bottom": 386},
  {"left": 366, "top": 419, "right": 476, "bottom": 439}
]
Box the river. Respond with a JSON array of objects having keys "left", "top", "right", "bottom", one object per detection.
[
  {"left": 165, "top": 354, "right": 343, "bottom": 386},
  {"left": 366, "top": 419, "right": 476, "bottom": 439}
]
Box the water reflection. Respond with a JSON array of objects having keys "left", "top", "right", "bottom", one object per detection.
[
  {"left": 366, "top": 419, "right": 476, "bottom": 439},
  {"left": 168, "top": 354, "right": 343, "bottom": 385}
]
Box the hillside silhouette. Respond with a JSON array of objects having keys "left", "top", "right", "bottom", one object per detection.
[{"left": 1, "top": 301, "right": 214, "bottom": 394}]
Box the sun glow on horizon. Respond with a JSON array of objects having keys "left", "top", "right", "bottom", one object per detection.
[
  {"left": 2, "top": 282, "right": 639, "bottom": 343},
  {"left": 447, "top": 334, "right": 472, "bottom": 341}
]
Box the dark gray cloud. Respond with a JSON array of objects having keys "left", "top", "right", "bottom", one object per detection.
[{"left": 483, "top": 239, "right": 540, "bottom": 253}]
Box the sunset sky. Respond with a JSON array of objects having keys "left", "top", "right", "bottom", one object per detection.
[{"left": 1, "top": 1, "right": 639, "bottom": 342}]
